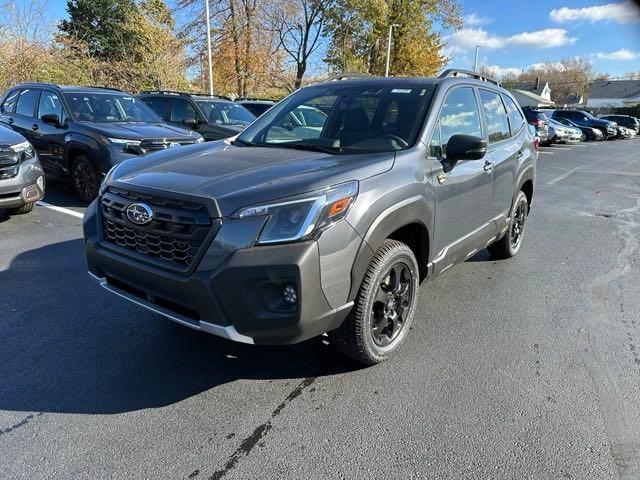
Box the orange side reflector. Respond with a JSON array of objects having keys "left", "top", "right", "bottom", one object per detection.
[{"left": 327, "top": 197, "right": 351, "bottom": 218}]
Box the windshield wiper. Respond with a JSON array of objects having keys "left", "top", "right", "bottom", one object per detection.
[{"left": 281, "top": 142, "right": 342, "bottom": 154}]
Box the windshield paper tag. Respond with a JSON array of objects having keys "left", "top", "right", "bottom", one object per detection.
[{"left": 391, "top": 89, "right": 412, "bottom": 94}]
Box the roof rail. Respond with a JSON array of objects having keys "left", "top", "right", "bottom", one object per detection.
[
  {"left": 438, "top": 69, "right": 502, "bottom": 87},
  {"left": 236, "top": 97, "right": 276, "bottom": 102},
  {"left": 322, "top": 73, "right": 375, "bottom": 82},
  {"left": 139, "top": 90, "right": 233, "bottom": 101},
  {"left": 83, "top": 85, "right": 124, "bottom": 92}
]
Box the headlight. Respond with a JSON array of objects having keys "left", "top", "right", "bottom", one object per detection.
[
  {"left": 10, "top": 140, "right": 35, "bottom": 160},
  {"left": 108, "top": 137, "right": 142, "bottom": 146},
  {"left": 99, "top": 164, "right": 118, "bottom": 195},
  {"left": 195, "top": 136, "right": 204, "bottom": 143},
  {"left": 234, "top": 181, "right": 358, "bottom": 244}
]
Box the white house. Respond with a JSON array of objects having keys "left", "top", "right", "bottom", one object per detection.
[
  {"left": 509, "top": 79, "right": 554, "bottom": 108},
  {"left": 586, "top": 80, "right": 640, "bottom": 108}
]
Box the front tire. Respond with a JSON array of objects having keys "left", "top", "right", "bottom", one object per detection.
[
  {"left": 329, "top": 240, "right": 419, "bottom": 365},
  {"left": 71, "top": 155, "right": 100, "bottom": 203},
  {"left": 488, "top": 190, "right": 529, "bottom": 259}
]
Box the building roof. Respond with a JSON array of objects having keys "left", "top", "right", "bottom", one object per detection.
[
  {"left": 509, "top": 81, "right": 548, "bottom": 96},
  {"left": 511, "top": 89, "right": 554, "bottom": 106},
  {"left": 559, "top": 94, "right": 583, "bottom": 106},
  {"left": 589, "top": 79, "right": 640, "bottom": 99}
]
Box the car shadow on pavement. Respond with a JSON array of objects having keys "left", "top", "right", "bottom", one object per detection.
[
  {"left": 42, "top": 178, "right": 89, "bottom": 208},
  {"left": 0, "top": 239, "right": 359, "bottom": 415}
]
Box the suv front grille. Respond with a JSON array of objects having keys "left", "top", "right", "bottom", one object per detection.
[
  {"left": 139, "top": 139, "right": 196, "bottom": 153},
  {"left": 100, "top": 187, "right": 219, "bottom": 270}
]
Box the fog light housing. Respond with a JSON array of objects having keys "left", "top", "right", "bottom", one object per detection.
[{"left": 282, "top": 285, "right": 297, "bottom": 305}]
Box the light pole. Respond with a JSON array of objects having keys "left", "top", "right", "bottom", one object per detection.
[
  {"left": 473, "top": 45, "right": 481, "bottom": 73},
  {"left": 204, "top": 0, "right": 214, "bottom": 95},
  {"left": 385, "top": 23, "right": 399, "bottom": 77}
]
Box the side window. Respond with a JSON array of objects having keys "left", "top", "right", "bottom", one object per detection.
[
  {"left": 170, "top": 99, "right": 198, "bottom": 123},
  {"left": 502, "top": 95, "right": 524, "bottom": 134},
  {"left": 144, "top": 97, "right": 170, "bottom": 121},
  {"left": 435, "top": 87, "right": 482, "bottom": 157},
  {"left": 1, "top": 90, "right": 20, "bottom": 114},
  {"left": 38, "top": 90, "right": 65, "bottom": 122},
  {"left": 15, "top": 89, "right": 40, "bottom": 117},
  {"left": 479, "top": 89, "right": 510, "bottom": 143}
]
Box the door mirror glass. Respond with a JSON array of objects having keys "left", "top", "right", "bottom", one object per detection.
[
  {"left": 183, "top": 115, "right": 199, "bottom": 128},
  {"left": 41, "top": 113, "right": 61, "bottom": 127}
]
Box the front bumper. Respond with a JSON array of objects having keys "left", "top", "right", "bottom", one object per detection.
[
  {"left": 0, "top": 157, "right": 45, "bottom": 209},
  {"left": 84, "top": 200, "right": 354, "bottom": 345}
]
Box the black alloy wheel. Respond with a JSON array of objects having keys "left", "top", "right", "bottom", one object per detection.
[
  {"left": 72, "top": 155, "right": 99, "bottom": 203},
  {"left": 371, "top": 263, "right": 413, "bottom": 347}
]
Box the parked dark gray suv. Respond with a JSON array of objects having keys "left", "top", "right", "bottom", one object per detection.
[{"left": 84, "top": 70, "right": 537, "bottom": 365}]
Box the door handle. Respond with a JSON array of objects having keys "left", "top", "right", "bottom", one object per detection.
[
  {"left": 32, "top": 124, "right": 39, "bottom": 131},
  {"left": 483, "top": 161, "right": 495, "bottom": 173},
  {"left": 7, "top": 117, "right": 14, "bottom": 125}
]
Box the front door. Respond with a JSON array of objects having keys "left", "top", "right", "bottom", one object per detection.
[
  {"left": 32, "top": 89, "right": 68, "bottom": 174},
  {"left": 428, "top": 86, "right": 496, "bottom": 273}
]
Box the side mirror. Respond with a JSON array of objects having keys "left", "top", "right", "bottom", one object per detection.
[
  {"left": 442, "top": 134, "right": 487, "bottom": 173},
  {"left": 41, "top": 113, "right": 62, "bottom": 127},
  {"left": 183, "top": 116, "right": 199, "bottom": 128}
]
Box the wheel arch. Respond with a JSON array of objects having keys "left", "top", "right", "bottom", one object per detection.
[{"left": 349, "top": 197, "right": 432, "bottom": 301}]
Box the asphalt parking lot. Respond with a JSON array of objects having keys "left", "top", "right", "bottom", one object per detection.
[{"left": 1, "top": 139, "right": 640, "bottom": 480}]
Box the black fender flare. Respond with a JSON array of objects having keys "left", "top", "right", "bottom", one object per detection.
[
  {"left": 513, "top": 164, "right": 535, "bottom": 211},
  {"left": 64, "top": 135, "right": 105, "bottom": 174},
  {"left": 348, "top": 195, "right": 432, "bottom": 301}
]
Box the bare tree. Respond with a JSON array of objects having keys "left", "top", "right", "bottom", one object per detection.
[{"left": 269, "top": 0, "right": 328, "bottom": 90}]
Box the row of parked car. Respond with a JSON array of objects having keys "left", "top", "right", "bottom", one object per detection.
[
  {"left": 523, "top": 107, "right": 639, "bottom": 146},
  {"left": 0, "top": 83, "right": 280, "bottom": 212}
]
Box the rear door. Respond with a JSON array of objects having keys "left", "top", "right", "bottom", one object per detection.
[
  {"left": 429, "top": 86, "right": 496, "bottom": 273},
  {"left": 9, "top": 88, "right": 40, "bottom": 143},
  {"left": 478, "top": 89, "right": 520, "bottom": 231}
]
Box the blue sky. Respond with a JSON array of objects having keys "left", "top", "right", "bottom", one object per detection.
[
  {"left": 445, "top": 0, "right": 640, "bottom": 77},
  {"left": 41, "top": 0, "right": 640, "bottom": 77}
]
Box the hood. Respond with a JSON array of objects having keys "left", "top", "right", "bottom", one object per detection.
[
  {"left": 110, "top": 141, "right": 394, "bottom": 216},
  {"left": 0, "top": 125, "right": 29, "bottom": 145},
  {"left": 82, "top": 122, "right": 197, "bottom": 141}
]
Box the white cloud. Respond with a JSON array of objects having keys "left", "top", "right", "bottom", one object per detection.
[
  {"left": 483, "top": 65, "right": 523, "bottom": 77},
  {"left": 593, "top": 49, "right": 640, "bottom": 60},
  {"left": 508, "top": 29, "right": 576, "bottom": 48},
  {"left": 463, "top": 13, "right": 492, "bottom": 27},
  {"left": 444, "top": 28, "right": 576, "bottom": 54},
  {"left": 550, "top": 1, "right": 640, "bottom": 24}
]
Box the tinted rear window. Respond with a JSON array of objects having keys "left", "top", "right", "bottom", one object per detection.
[
  {"left": 1, "top": 90, "right": 20, "bottom": 114},
  {"left": 15, "top": 89, "right": 40, "bottom": 117}
]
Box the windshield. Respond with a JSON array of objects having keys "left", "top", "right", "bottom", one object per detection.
[
  {"left": 236, "top": 83, "right": 435, "bottom": 154},
  {"left": 64, "top": 92, "right": 161, "bottom": 123},
  {"left": 195, "top": 100, "right": 256, "bottom": 126}
]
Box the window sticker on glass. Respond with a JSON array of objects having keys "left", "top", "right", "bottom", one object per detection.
[{"left": 391, "top": 89, "right": 412, "bottom": 94}]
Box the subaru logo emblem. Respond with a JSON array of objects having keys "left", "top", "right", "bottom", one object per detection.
[{"left": 126, "top": 203, "right": 153, "bottom": 225}]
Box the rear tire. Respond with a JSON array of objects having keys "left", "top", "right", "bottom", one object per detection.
[
  {"left": 8, "top": 202, "right": 35, "bottom": 215},
  {"left": 329, "top": 239, "right": 419, "bottom": 365},
  {"left": 488, "top": 190, "right": 529, "bottom": 260},
  {"left": 71, "top": 155, "right": 100, "bottom": 203}
]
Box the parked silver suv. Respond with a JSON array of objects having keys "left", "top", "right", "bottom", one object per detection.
[
  {"left": 0, "top": 125, "right": 44, "bottom": 215},
  {"left": 84, "top": 70, "right": 537, "bottom": 365}
]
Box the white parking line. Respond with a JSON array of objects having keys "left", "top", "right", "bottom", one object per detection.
[
  {"left": 539, "top": 151, "right": 554, "bottom": 155},
  {"left": 546, "top": 166, "right": 583, "bottom": 185},
  {"left": 37, "top": 201, "right": 84, "bottom": 219}
]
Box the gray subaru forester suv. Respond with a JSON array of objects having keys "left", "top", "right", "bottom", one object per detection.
[{"left": 84, "top": 70, "right": 537, "bottom": 365}]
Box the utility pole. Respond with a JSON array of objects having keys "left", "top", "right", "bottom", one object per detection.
[
  {"left": 385, "top": 24, "right": 399, "bottom": 77},
  {"left": 205, "top": 0, "right": 214, "bottom": 95},
  {"left": 473, "top": 45, "right": 481, "bottom": 73}
]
